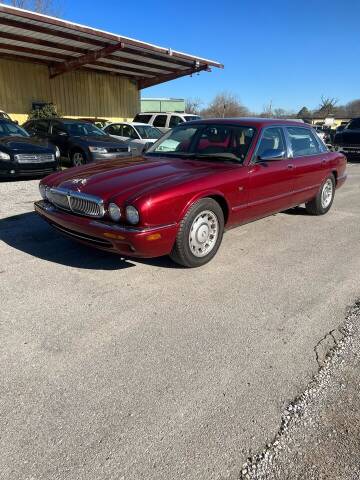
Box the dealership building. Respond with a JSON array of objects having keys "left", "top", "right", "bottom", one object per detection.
[{"left": 0, "top": 4, "right": 222, "bottom": 124}]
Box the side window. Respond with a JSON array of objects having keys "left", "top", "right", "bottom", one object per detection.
[
  {"left": 286, "top": 127, "right": 320, "bottom": 157},
  {"left": 169, "top": 115, "right": 184, "bottom": 128},
  {"left": 153, "top": 115, "right": 167, "bottom": 128},
  {"left": 122, "top": 125, "right": 139, "bottom": 139},
  {"left": 106, "top": 124, "right": 123, "bottom": 136},
  {"left": 347, "top": 119, "right": 360, "bottom": 130},
  {"left": 34, "top": 120, "right": 49, "bottom": 134},
  {"left": 52, "top": 121, "right": 68, "bottom": 135},
  {"left": 256, "top": 127, "right": 286, "bottom": 160},
  {"left": 133, "top": 114, "right": 151, "bottom": 123}
]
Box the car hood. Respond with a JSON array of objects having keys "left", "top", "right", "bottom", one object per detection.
[
  {"left": 45, "top": 155, "right": 236, "bottom": 202},
  {"left": 0, "top": 136, "right": 54, "bottom": 152}
]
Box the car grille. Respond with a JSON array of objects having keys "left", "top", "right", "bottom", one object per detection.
[
  {"left": 47, "top": 188, "right": 105, "bottom": 218},
  {"left": 15, "top": 153, "right": 55, "bottom": 163}
]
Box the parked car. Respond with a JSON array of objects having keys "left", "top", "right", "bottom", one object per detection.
[
  {"left": 0, "top": 119, "right": 60, "bottom": 178},
  {"left": 103, "top": 122, "right": 163, "bottom": 156},
  {"left": 313, "top": 125, "right": 327, "bottom": 142},
  {"left": 133, "top": 112, "right": 201, "bottom": 132},
  {"left": 35, "top": 119, "right": 346, "bottom": 268},
  {"left": 23, "top": 118, "right": 130, "bottom": 167},
  {"left": 333, "top": 117, "right": 360, "bottom": 156}
]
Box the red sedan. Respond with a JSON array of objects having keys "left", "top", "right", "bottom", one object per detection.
[{"left": 35, "top": 119, "right": 347, "bottom": 267}]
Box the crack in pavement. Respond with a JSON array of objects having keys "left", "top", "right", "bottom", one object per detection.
[{"left": 239, "top": 300, "right": 360, "bottom": 480}]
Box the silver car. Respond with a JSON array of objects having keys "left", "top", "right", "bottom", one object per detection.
[{"left": 103, "top": 122, "right": 163, "bottom": 156}]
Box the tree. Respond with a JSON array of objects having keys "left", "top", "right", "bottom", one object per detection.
[
  {"left": 316, "top": 96, "right": 338, "bottom": 117},
  {"left": 201, "top": 92, "right": 249, "bottom": 118},
  {"left": 345, "top": 99, "right": 360, "bottom": 116},
  {"left": 185, "top": 98, "right": 203, "bottom": 115},
  {"left": 297, "top": 106, "right": 311, "bottom": 119},
  {"left": 28, "top": 103, "right": 59, "bottom": 120},
  {"left": 8, "top": 0, "right": 62, "bottom": 15}
]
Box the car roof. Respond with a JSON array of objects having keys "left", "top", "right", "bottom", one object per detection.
[
  {"left": 28, "top": 118, "right": 93, "bottom": 124},
  {"left": 184, "top": 117, "right": 315, "bottom": 128},
  {"left": 107, "top": 122, "right": 152, "bottom": 127},
  {"left": 136, "top": 112, "right": 198, "bottom": 116}
]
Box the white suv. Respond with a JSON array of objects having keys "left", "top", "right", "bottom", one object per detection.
[{"left": 133, "top": 112, "right": 201, "bottom": 133}]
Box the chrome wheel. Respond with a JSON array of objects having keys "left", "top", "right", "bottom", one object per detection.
[
  {"left": 189, "top": 210, "right": 219, "bottom": 258},
  {"left": 321, "top": 178, "right": 333, "bottom": 208},
  {"left": 73, "top": 152, "right": 84, "bottom": 167}
]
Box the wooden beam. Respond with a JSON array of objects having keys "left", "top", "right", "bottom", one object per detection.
[
  {"left": 49, "top": 42, "right": 126, "bottom": 77},
  {"left": 139, "top": 64, "right": 210, "bottom": 89}
]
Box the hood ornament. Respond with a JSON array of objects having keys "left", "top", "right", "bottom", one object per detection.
[{"left": 71, "top": 178, "right": 87, "bottom": 190}]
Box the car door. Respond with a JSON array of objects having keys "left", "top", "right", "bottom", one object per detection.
[
  {"left": 49, "top": 120, "right": 70, "bottom": 157},
  {"left": 285, "top": 126, "right": 328, "bottom": 205},
  {"left": 247, "top": 126, "right": 296, "bottom": 219}
]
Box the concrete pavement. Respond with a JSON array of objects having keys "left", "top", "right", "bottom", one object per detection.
[{"left": 1, "top": 163, "right": 359, "bottom": 480}]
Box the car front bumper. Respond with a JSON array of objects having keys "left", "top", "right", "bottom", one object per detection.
[
  {"left": 0, "top": 160, "right": 59, "bottom": 177},
  {"left": 34, "top": 200, "right": 178, "bottom": 258}
]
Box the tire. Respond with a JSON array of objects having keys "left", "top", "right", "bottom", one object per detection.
[
  {"left": 71, "top": 150, "right": 86, "bottom": 167},
  {"left": 305, "top": 174, "right": 335, "bottom": 215},
  {"left": 170, "top": 198, "right": 224, "bottom": 268}
]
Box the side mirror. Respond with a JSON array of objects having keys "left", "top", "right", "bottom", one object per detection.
[{"left": 258, "top": 149, "right": 285, "bottom": 162}]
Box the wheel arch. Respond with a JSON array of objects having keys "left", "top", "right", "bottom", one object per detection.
[{"left": 178, "top": 191, "right": 230, "bottom": 226}]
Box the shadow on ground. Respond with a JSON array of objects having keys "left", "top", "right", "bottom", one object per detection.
[{"left": 0, "top": 212, "right": 177, "bottom": 270}]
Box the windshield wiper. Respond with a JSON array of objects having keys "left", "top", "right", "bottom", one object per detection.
[{"left": 192, "top": 152, "right": 241, "bottom": 163}]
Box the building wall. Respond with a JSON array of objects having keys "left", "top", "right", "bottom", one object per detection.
[
  {"left": 0, "top": 58, "right": 140, "bottom": 124},
  {"left": 141, "top": 98, "right": 185, "bottom": 113}
]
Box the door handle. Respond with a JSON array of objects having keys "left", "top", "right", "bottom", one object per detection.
[{"left": 287, "top": 164, "right": 294, "bottom": 169}]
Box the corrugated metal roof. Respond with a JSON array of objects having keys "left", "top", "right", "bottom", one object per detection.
[{"left": 0, "top": 3, "right": 223, "bottom": 88}]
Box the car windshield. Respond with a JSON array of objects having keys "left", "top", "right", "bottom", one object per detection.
[
  {"left": 0, "top": 122, "right": 29, "bottom": 137},
  {"left": 146, "top": 123, "right": 256, "bottom": 163},
  {"left": 135, "top": 125, "right": 162, "bottom": 139},
  {"left": 63, "top": 121, "right": 106, "bottom": 136}
]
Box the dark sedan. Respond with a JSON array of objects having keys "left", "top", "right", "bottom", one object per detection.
[
  {"left": 0, "top": 120, "right": 59, "bottom": 178},
  {"left": 23, "top": 118, "right": 130, "bottom": 167}
]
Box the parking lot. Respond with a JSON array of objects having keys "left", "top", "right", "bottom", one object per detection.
[{"left": 1, "top": 163, "right": 360, "bottom": 480}]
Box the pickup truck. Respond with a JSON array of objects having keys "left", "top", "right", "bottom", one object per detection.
[{"left": 333, "top": 117, "right": 360, "bottom": 156}]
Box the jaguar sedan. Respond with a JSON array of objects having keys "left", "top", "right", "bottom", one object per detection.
[{"left": 34, "top": 119, "right": 347, "bottom": 267}]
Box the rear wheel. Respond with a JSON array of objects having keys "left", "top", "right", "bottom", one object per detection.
[
  {"left": 305, "top": 174, "right": 335, "bottom": 215},
  {"left": 71, "top": 150, "right": 86, "bottom": 167},
  {"left": 170, "top": 198, "right": 224, "bottom": 268}
]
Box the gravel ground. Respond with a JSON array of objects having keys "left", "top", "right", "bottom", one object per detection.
[{"left": 240, "top": 301, "right": 360, "bottom": 480}]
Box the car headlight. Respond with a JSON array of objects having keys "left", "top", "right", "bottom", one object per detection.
[
  {"left": 55, "top": 146, "right": 60, "bottom": 158},
  {"left": 0, "top": 150, "right": 10, "bottom": 161},
  {"left": 108, "top": 202, "right": 121, "bottom": 222},
  {"left": 126, "top": 205, "right": 139, "bottom": 225},
  {"left": 89, "top": 146, "right": 108, "bottom": 154},
  {"left": 39, "top": 183, "right": 48, "bottom": 199}
]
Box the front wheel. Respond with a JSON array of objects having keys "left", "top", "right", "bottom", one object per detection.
[
  {"left": 305, "top": 174, "right": 335, "bottom": 215},
  {"left": 170, "top": 198, "right": 224, "bottom": 268},
  {"left": 71, "top": 150, "right": 86, "bottom": 167}
]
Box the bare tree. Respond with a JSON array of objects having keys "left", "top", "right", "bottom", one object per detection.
[
  {"left": 185, "top": 98, "right": 203, "bottom": 115},
  {"left": 201, "top": 92, "right": 249, "bottom": 118},
  {"left": 317, "top": 95, "right": 338, "bottom": 116},
  {"left": 8, "top": 0, "right": 63, "bottom": 15}
]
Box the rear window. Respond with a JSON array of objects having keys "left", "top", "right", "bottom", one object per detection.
[{"left": 133, "top": 114, "right": 152, "bottom": 124}]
